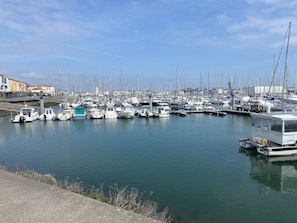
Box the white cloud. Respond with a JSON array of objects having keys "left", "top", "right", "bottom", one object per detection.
[
  {"left": 20, "top": 72, "right": 48, "bottom": 79},
  {"left": 221, "top": 0, "right": 297, "bottom": 48},
  {"left": 217, "top": 14, "right": 231, "bottom": 25},
  {"left": 0, "top": 1, "right": 95, "bottom": 41}
]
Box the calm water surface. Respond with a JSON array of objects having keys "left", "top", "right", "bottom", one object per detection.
[{"left": 1, "top": 112, "right": 297, "bottom": 223}]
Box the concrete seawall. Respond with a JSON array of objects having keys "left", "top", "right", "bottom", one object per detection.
[{"left": 0, "top": 169, "right": 161, "bottom": 223}]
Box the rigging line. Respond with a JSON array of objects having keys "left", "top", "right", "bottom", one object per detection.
[{"left": 268, "top": 23, "right": 290, "bottom": 96}]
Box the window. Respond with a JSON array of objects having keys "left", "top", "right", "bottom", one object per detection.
[
  {"left": 271, "top": 119, "right": 282, "bottom": 132},
  {"left": 252, "top": 117, "right": 261, "bottom": 128},
  {"left": 263, "top": 119, "right": 270, "bottom": 128},
  {"left": 284, "top": 120, "right": 297, "bottom": 132}
]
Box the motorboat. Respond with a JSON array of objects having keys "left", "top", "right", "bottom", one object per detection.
[
  {"left": 154, "top": 103, "right": 171, "bottom": 118},
  {"left": 57, "top": 109, "right": 73, "bottom": 121},
  {"left": 72, "top": 107, "right": 86, "bottom": 120},
  {"left": 239, "top": 109, "right": 297, "bottom": 156},
  {"left": 104, "top": 101, "right": 118, "bottom": 119},
  {"left": 86, "top": 107, "right": 104, "bottom": 119},
  {"left": 118, "top": 102, "right": 134, "bottom": 119},
  {"left": 12, "top": 105, "right": 39, "bottom": 123},
  {"left": 59, "top": 99, "right": 71, "bottom": 109},
  {"left": 136, "top": 106, "right": 154, "bottom": 118},
  {"left": 39, "top": 107, "right": 56, "bottom": 121}
]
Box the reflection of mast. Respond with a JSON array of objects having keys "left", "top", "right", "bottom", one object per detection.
[{"left": 282, "top": 22, "right": 291, "bottom": 98}]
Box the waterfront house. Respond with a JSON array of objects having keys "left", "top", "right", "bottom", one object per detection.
[
  {"left": 29, "top": 84, "right": 56, "bottom": 96},
  {"left": 7, "top": 77, "right": 27, "bottom": 92}
]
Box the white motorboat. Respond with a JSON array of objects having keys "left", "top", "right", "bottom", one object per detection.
[
  {"left": 12, "top": 105, "right": 39, "bottom": 123},
  {"left": 39, "top": 107, "right": 56, "bottom": 121},
  {"left": 57, "top": 109, "right": 73, "bottom": 121},
  {"left": 104, "top": 101, "right": 118, "bottom": 119},
  {"left": 118, "top": 103, "right": 134, "bottom": 119},
  {"left": 81, "top": 97, "right": 95, "bottom": 107},
  {"left": 137, "top": 106, "right": 154, "bottom": 118},
  {"left": 86, "top": 107, "right": 104, "bottom": 119},
  {"left": 154, "top": 103, "right": 171, "bottom": 118},
  {"left": 130, "top": 97, "right": 140, "bottom": 106},
  {"left": 59, "top": 99, "right": 71, "bottom": 109},
  {"left": 239, "top": 110, "right": 297, "bottom": 156}
]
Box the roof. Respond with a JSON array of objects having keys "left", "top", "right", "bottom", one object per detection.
[
  {"left": 37, "top": 84, "right": 53, "bottom": 88},
  {"left": 252, "top": 112, "right": 297, "bottom": 121}
]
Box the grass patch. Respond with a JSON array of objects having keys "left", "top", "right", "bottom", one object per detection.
[{"left": 0, "top": 166, "right": 171, "bottom": 222}]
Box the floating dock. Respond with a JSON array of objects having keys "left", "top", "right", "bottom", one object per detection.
[
  {"left": 170, "top": 109, "right": 227, "bottom": 116},
  {"left": 171, "top": 109, "right": 251, "bottom": 117}
]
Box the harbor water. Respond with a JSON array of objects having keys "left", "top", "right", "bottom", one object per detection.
[{"left": 1, "top": 112, "right": 297, "bottom": 222}]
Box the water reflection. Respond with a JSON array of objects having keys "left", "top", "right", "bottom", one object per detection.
[
  {"left": 240, "top": 147, "right": 297, "bottom": 193},
  {"left": 156, "top": 117, "right": 169, "bottom": 126},
  {"left": 56, "top": 119, "right": 72, "bottom": 130},
  {"left": 118, "top": 118, "right": 134, "bottom": 130}
]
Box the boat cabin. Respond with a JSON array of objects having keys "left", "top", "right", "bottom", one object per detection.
[
  {"left": 251, "top": 112, "right": 297, "bottom": 146},
  {"left": 21, "top": 108, "right": 34, "bottom": 117}
]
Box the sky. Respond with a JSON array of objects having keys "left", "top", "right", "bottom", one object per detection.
[{"left": 1, "top": 0, "right": 297, "bottom": 92}]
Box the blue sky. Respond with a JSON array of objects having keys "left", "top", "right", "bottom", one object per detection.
[{"left": 0, "top": 0, "right": 297, "bottom": 92}]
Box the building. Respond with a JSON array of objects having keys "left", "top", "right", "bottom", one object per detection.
[
  {"left": 243, "top": 85, "right": 284, "bottom": 96},
  {"left": 7, "top": 77, "right": 27, "bottom": 92},
  {"left": 29, "top": 84, "right": 56, "bottom": 96},
  {"left": 0, "top": 74, "right": 8, "bottom": 92}
]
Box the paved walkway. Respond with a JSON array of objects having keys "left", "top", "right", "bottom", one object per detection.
[{"left": 0, "top": 169, "right": 160, "bottom": 223}]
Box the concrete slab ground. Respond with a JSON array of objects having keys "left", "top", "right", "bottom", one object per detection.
[{"left": 0, "top": 169, "right": 161, "bottom": 223}]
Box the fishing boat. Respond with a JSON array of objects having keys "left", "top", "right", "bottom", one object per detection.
[
  {"left": 12, "top": 105, "right": 39, "bottom": 123},
  {"left": 239, "top": 110, "right": 297, "bottom": 156}
]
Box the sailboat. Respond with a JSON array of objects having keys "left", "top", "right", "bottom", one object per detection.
[
  {"left": 273, "top": 22, "right": 296, "bottom": 105},
  {"left": 238, "top": 22, "right": 297, "bottom": 157}
]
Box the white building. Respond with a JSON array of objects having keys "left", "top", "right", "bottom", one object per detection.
[
  {"left": 0, "top": 74, "right": 8, "bottom": 92},
  {"left": 243, "top": 85, "right": 283, "bottom": 96},
  {"left": 29, "top": 84, "right": 56, "bottom": 96}
]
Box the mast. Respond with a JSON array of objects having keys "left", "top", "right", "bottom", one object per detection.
[
  {"left": 176, "top": 65, "right": 179, "bottom": 95},
  {"left": 282, "top": 22, "right": 291, "bottom": 98}
]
